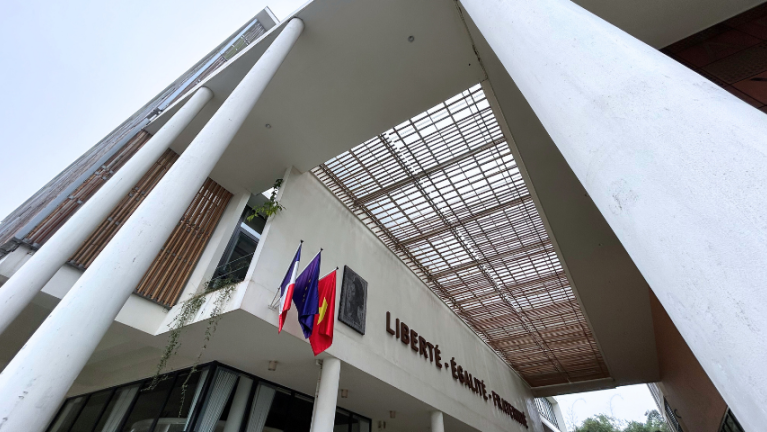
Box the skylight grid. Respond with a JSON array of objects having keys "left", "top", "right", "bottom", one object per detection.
[{"left": 313, "top": 84, "right": 609, "bottom": 387}]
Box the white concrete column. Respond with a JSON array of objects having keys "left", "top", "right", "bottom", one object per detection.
[
  {"left": 309, "top": 358, "right": 341, "bottom": 432},
  {"left": 0, "top": 86, "right": 213, "bottom": 336},
  {"left": 0, "top": 18, "right": 304, "bottom": 432},
  {"left": 459, "top": 0, "right": 767, "bottom": 429},
  {"left": 430, "top": 411, "right": 444, "bottom": 432}
]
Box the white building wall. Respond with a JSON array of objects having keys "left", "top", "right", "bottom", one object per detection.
[
  {"left": 240, "top": 167, "right": 544, "bottom": 432},
  {"left": 550, "top": 398, "right": 567, "bottom": 432}
]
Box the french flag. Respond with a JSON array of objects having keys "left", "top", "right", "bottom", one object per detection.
[{"left": 278, "top": 242, "right": 302, "bottom": 333}]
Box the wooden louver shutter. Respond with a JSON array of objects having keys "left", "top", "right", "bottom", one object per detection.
[
  {"left": 69, "top": 148, "right": 232, "bottom": 307},
  {"left": 25, "top": 131, "right": 153, "bottom": 247},
  {"left": 134, "top": 178, "right": 231, "bottom": 306},
  {"left": 69, "top": 149, "right": 179, "bottom": 268}
]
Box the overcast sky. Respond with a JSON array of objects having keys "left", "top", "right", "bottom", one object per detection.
[
  {"left": 0, "top": 0, "right": 306, "bottom": 221},
  {"left": 0, "top": 2, "right": 659, "bottom": 428},
  {"left": 556, "top": 384, "right": 659, "bottom": 431}
]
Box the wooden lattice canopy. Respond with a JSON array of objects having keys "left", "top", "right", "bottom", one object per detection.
[{"left": 313, "top": 84, "right": 609, "bottom": 387}]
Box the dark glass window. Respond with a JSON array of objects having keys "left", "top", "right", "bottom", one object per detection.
[
  {"left": 48, "top": 396, "right": 86, "bottom": 432},
  {"left": 213, "top": 207, "right": 266, "bottom": 285},
  {"left": 334, "top": 408, "right": 352, "bottom": 432},
  {"left": 48, "top": 363, "right": 371, "bottom": 432},
  {"left": 263, "top": 388, "right": 292, "bottom": 431},
  {"left": 93, "top": 384, "right": 140, "bottom": 432},
  {"left": 119, "top": 376, "right": 175, "bottom": 432},
  {"left": 287, "top": 394, "right": 314, "bottom": 432},
  {"left": 719, "top": 409, "right": 745, "bottom": 432},
  {"left": 350, "top": 415, "right": 371, "bottom": 432},
  {"left": 70, "top": 390, "right": 112, "bottom": 432},
  {"left": 158, "top": 368, "right": 208, "bottom": 432}
]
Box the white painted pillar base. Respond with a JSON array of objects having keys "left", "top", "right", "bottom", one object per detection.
[
  {"left": 0, "top": 86, "right": 213, "bottom": 337},
  {"left": 310, "top": 358, "right": 341, "bottom": 432},
  {"left": 430, "top": 411, "right": 444, "bottom": 432},
  {"left": 0, "top": 18, "right": 304, "bottom": 432},
  {"left": 459, "top": 0, "right": 767, "bottom": 429}
]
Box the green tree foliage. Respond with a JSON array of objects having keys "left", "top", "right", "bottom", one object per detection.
[
  {"left": 575, "top": 410, "right": 669, "bottom": 432},
  {"left": 575, "top": 414, "right": 621, "bottom": 432},
  {"left": 248, "top": 179, "right": 285, "bottom": 220}
]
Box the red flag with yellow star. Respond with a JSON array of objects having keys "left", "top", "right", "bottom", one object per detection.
[{"left": 309, "top": 268, "right": 337, "bottom": 355}]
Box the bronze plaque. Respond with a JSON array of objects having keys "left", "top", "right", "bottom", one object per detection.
[{"left": 338, "top": 266, "right": 367, "bottom": 335}]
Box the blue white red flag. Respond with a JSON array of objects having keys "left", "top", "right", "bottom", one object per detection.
[
  {"left": 278, "top": 242, "right": 302, "bottom": 333},
  {"left": 293, "top": 250, "right": 321, "bottom": 338}
]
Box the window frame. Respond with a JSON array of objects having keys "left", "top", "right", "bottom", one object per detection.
[
  {"left": 213, "top": 207, "right": 264, "bottom": 282},
  {"left": 718, "top": 409, "right": 745, "bottom": 432},
  {"left": 48, "top": 361, "right": 371, "bottom": 432}
]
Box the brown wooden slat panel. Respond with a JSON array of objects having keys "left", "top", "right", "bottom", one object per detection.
[
  {"left": 25, "top": 131, "right": 153, "bottom": 247},
  {"left": 69, "top": 149, "right": 179, "bottom": 268},
  {"left": 67, "top": 148, "right": 232, "bottom": 307},
  {"left": 135, "top": 178, "right": 231, "bottom": 306}
]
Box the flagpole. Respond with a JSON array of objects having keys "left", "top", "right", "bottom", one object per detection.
[
  {"left": 311, "top": 248, "right": 323, "bottom": 260},
  {"left": 269, "top": 240, "right": 304, "bottom": 310},
  {"left": 320, "top": 267, "right": 338, "bottom": 280},
  {"left": 277, "top": 239, "right": 304, "bottom": 290}
]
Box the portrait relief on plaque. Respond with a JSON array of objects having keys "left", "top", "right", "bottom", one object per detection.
[{"left": 338, "top": 265, "right": 368, "bottom": 335}]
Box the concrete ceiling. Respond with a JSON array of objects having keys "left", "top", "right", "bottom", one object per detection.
[
  {"left": 70, "top": 311, "right": 479, "bottom": 432},
  {"left": 147, "top": 0, "right": 764, "bottom": 193},
  {"left": 147, "top": 0, "right": 482, "bottom": 195},
  {"left": 144, "top": 0, "right": 761, "bottom": 394}
]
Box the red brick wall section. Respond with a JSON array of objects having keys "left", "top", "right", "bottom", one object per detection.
[{"left": 663, "top": 2, "right": 767, "bottom": 113}]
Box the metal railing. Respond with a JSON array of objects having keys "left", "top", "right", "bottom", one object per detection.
[{"left": 535, "top": 398, "right": 560, "bottom": 430}]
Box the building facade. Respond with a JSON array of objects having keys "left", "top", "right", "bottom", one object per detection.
[{"left": 1, "top": 0, "right": 766, "bottom": 431}]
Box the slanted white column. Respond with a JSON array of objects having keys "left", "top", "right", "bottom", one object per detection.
[
  {"left": 0, "top": 87, "right": 212, "bottom": 337},
  {"left": 430, "top": 411, "right": 444, "bottom": 432},
  {"left": 310, "top": 358, "right": 341, "bottom": 432},
  {"left": 0, "top": 18, "right": 304, "bottom": 432},
  {"left": 459, "top": 0, "right": 767, "bottom": 429}
]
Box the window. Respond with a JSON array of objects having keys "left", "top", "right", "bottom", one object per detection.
[
  {"left": 158, "top": 368, "right": 207, "bottom": 430},
  {"left": 121, "top": 377, "right": 174, "bottom": 432},
  {"left": 213, "top": 206, "right": 266, "bottom": 285},
  {"left": 48, "top": 363, "right": 371, "bottom": 432},
  {"left": 93, "top": 384, "right": 140, "bottom": 432},
  {"left": 262, "top": 387, "right": 292, "bottom": 431},
  {"left": 664, "top": 398, "right": 683, "bottom": 432},
  {"left": 47, "top": 367, "right": 210, "bottom": 432},
  {"left": 350, "top": 414, "right": 370, "bottom": 432},
  {"left": 48, "top": 396, "right": 86, "bottom": 432},
  {"left": 719, "top": 409, "right": 745, "bottom": 432},
  {"left": 535, "top": 397, "right": 560, "bottom": 429},
  {"left": 70, "top": 390, "right": 112, "bottom": 432}
]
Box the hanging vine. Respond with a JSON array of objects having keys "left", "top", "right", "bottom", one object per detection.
[
  {"left": 148, "top": 274, "right": 239, "bottom": 393},
  {"left": 148, "top": 177, "right": 286, "bottom": 411}
]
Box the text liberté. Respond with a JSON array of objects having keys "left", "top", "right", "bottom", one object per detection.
[{"left": 386, "top": 312, "right": 528, "bottom": 428}]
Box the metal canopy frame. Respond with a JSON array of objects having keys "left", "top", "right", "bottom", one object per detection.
[{"left": 313, "top": 84, "right": 608, "bottom": 387}]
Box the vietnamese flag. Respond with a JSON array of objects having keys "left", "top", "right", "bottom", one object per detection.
[{"left": 309, "top": 269, "right": 337, "bottom": 356}]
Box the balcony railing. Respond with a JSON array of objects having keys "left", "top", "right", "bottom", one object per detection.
[{"left": 535, "top": 397, "right": 560, "bottom": 430}]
